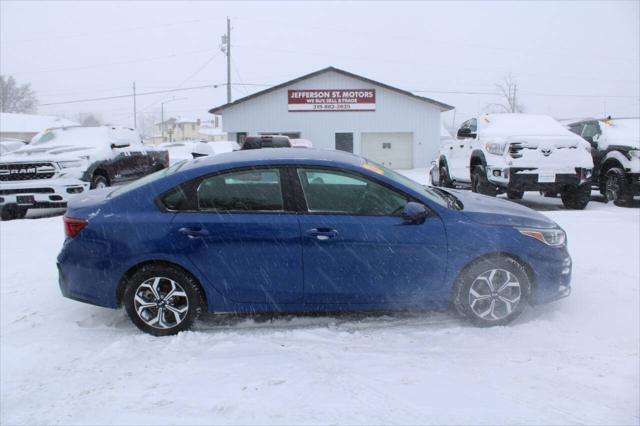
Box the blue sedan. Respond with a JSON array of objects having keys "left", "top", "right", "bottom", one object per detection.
[{"left": 58, "top": 149, "right": 572, "bottom": 335}]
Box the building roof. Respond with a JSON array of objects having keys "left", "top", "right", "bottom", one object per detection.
[
  {"left": 0, "top": 112, "right": 79, "bottom": 134},
  {"left": 208, "top": 66, "right": 454, "bottom": 114}
]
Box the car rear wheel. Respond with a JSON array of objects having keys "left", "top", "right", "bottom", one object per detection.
[
  {"left": 123, "top": 265, "right": 205, "bottom": 336},
  {"left": 560, "top": 183, "right": 591, "bottom": 210},
  {"left": 453, "top": 257, "right": 530, "bottom": 327},
  {"left": 605, "top": 168, "right": 633, "bottom": 207}
]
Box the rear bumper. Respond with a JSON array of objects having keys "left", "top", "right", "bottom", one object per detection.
[
  {"left": 487, "top": 167, "right": 591, "bottom": 192},
  {"left": 0, "top": 178, "right": 89, "bottom": 210}
]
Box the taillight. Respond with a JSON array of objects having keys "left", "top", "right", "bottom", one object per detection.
[{"left": 64, "top": 217, "right": 88, "bottom": 238}]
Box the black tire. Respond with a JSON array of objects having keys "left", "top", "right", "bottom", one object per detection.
[
  {"left": 561, "top": 183, "right": 591, "bottom": 210},
  {"left": 123, "top": 264, "right": 206, "bottom": 336},
  {"left": 0, "top": 205, "right": 26, "bottom": 221},
  {"left": 507, "top": 190, "right": 524, "bottom": 200},
  {"left": 471, "top": 165, "right": 497, "bottom": 196},
  {"left": 453, "top": 256, "right": 531, "bottom": 327},
  {"left": 439, "top": 162, "right": 453, "bottom": 188},
  {"left": 90, "top": 174, "right": 109, "bottom": 190},
  {"left": 605, "top": 168, "right": 633, "bottom": 207}
]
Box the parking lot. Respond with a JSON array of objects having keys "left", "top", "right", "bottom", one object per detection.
[{"left": 1, "top": 177, "right": 638, "bottom": 425}]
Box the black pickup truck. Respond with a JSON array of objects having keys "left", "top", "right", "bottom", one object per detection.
[{"left": 0, "top": 125, "right": 169, "bottom": 220}]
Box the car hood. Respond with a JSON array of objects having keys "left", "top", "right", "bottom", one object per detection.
[
  {"left": 1, "top": 145, "right": 100, "bottom": 163},
  {"left": 445, "top": 189, "right": 558, "bottom": 229}
]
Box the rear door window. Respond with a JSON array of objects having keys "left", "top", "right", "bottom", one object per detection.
[{"left": 197, "top": 169, "right": 284, "bottom": 212}]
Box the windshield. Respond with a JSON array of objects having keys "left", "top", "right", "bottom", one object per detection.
[
  {"left": 109, "top": 160, "right": 189, "bottom": 198},
  {"left": 364, "top": 160, "right": 449, "bottom": 208}
]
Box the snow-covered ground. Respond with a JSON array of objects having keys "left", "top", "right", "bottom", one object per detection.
[{"left": 1, "top": 177, "right": 639, "bottom": 424}]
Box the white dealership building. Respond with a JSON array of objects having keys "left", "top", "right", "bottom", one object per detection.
[{"left": 208, "top": 67, "right": 453, "bottom": 169}]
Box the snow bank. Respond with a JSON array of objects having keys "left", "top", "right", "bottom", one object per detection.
[{"left": 1, "top": 190, "right": 638, "bottom": 424}]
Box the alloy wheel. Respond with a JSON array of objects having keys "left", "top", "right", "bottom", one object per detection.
[
  {"left": 133, "top": 277, "right": 189, "bottom": 329},
  {"left": 606, "top": 174, "right": 620, "bottom": 202},
  {"left": 468, "top": 268, "right": 521, "bottom": 321}
]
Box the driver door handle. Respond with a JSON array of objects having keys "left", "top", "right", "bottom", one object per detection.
[{"left": 305, "top": 228, "right": 339, "bottom": 241}]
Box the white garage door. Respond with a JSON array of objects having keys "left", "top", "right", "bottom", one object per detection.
[{"left": 361, "top": 132, "right": 413, "bottom": 169}]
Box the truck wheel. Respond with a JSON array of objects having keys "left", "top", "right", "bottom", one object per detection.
[
  {"left": 507, "top": 190, "right": 524, "bottom": 200},
  {"left": 561, "top": 184, "right": 591, "bottom": 210},
  {"left": 439, "top": 164, "right": 453, "bottom": 188},
  {"left": 472, "top": 166, "right": 497, "bottom": 197},
  {"left": 605, "top": 168, "right": 633, "bottom": 207},
  {"left": 0, "top": 205, "right": 26, "bottom": 221},
  {"left": 90, "top": 174, "right": 109, "bottom": 189}
]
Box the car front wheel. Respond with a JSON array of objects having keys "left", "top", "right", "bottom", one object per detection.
[
  {"left": 123, "top": 265, "right": 205, "bottom": 336},
  {"left": 90, "top": 174, "right": 109, "bottom": 189},
  {"left": 453, "top": 257, "right": 530, "bottom": 327}
]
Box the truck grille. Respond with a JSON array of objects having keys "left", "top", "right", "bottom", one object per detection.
[
  {"left": 508, "top": 142, "right": 525, "bottom": 158},
  {"left": 0, "top": 163, "right": 56, "bottom": 181}
]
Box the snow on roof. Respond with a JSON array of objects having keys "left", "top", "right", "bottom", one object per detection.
[
  {"left": 0, "top": 113, "right": 79, "bottom": 133},
  {"left": 480, "top": 114, "right": 577, "bottom": 138},
  {"left": 601, "top": 118, "right": 639, "bottom": 149},
  {"left": 199, "top": 126, "right": 226, "bottom": 136}
]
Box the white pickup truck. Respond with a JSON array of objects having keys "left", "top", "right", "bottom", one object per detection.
[
  {"left": 0, "top": 125, "right": 168, "bottom": 220},
  {"left": 433, "top": 114, "right": 594, "bottom": 209}
]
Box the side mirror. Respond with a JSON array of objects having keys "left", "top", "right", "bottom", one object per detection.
[
  {"left": 402, "top": 202, "right": 428, "bottom": 224},
  {"left": 457, "top": 128, "right": 476, "bottom": 139},
  {"left": 110, "top": 143, "right": 130, "bottom": 149}
]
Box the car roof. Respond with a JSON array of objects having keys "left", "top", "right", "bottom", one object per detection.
[{"left": 181, "top": 148, "right": 365, "bottom": 173}]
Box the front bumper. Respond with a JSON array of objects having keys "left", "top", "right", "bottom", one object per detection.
[
  {"left": 528, "top": 247, "right": 572, "bottom": 305},
  {"left": 0, "top": 178, "right": 89, "bottom": 210},
  {"left": 627, "top": 173, "right": 640, "bottom": 195},
  {"left": 487, "top": 167, "right": 591, "bottom": 192}
]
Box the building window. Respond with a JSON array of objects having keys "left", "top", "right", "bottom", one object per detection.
[{"left": 335, "top": 133, "right": 353, "bottom": 153}]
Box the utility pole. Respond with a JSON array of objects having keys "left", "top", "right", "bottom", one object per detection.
[
  {"left": 220, "top": 17, "right": 232, "bottom": 103},
  {"left": 133, "top": 81, "right": 137, "bottom": 129}
]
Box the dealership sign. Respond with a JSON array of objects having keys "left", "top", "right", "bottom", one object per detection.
[{"left": 288, "top": 89, "right": 376, "bottom": 112}]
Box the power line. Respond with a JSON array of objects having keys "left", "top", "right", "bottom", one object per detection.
[{"left": 39, "top": 84, "right": 222, "bottom": 107}]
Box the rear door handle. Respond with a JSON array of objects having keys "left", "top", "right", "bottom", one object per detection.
[
  {"left": 178, "top": 227, "right": 210, "bottom": 238},
  {"left": 305, "top": 228, "right": 338, "bottom": 241}
]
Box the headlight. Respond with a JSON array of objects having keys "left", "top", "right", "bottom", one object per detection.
[
  {"left": 629, "top": 150, "right": 640, "bottom": 159},
  {"left": 485, "top": 142, "right": 506, "bottom": 155},
  {"left": 518, "top": 228, "right": 566, "bottom": 247},
  {"left": 58, "top": 160, "right": 84, "bottom": 169}
]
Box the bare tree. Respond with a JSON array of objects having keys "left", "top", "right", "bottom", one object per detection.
[
  {"left": 0, "top": 75, "right": 38, "bottom": 113},
  {"left": 78, "top": 112, "right": 102, "bottom": 126},
  {"left": 485, "top": 74, "right": 524, "bottom": 113}
]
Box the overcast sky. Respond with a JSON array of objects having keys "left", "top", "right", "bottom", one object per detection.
[{"left": 1, "top": 0, "right": 638, "bottom": 133}]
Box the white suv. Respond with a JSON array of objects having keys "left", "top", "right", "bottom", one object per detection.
[
  {"left": 566, "top": 117, "right": 639, "bottom": 206},
  {"left": 434, "top": 114, "right": 594, "bottom": 209}
]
